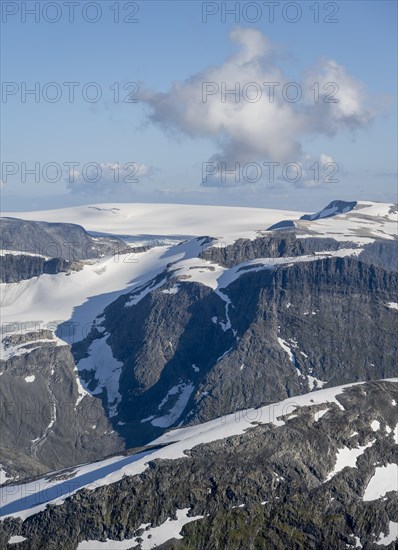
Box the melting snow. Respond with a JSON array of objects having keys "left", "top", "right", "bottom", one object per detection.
[
  {"left": 375, "top": 521, "right": 398, "bottom": 546},
  {"left": 0, "top": 467, "right": 13, "bottom": 484},
  {"left": 363, "top": 464, "right": 398, "bottom": 501},
  {"left": 151, "top": 383, "right": 194, "bottom": 428},
  {"left": 370, "top": 420, "right": 381, "bottom": 432},
  {"left": 307, "top": 375, "right": 327, "bottom": 390},
  {"left": 161, "top": 284, "right": 180, "bottom": 295},
  {"left": 76, "top": 335, "right": 123, "bottom": 417},
  {"left": 314, "top": 408, "right": 329, "bottom": 422},
  {"left": 298, "top": 201, "right": 397, "bottom": 244},
  {"left": 326, "top": 440, "right": 375, "bottom": 481},
  {"left": 24, "top": 375, "right": 35, "bottom": 383},
  {"left": 8, "top": 536, "right": 28, "bottom": 545},
  {"left": 125, "top": 278, "right": 167, "bottom": 307},
  {"left": 77, "top": 508, "right": 204, "bottom": 550},
  {"left": 277, "top": 337, "right": 296, "bottom": 364},
  {"left": 353, "top": 535, "right": 362, "bottom": 548}
]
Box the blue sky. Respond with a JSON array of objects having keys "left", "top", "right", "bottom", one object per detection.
[{"left": 1, "top": 0, "right": 397, "bottom": 211}]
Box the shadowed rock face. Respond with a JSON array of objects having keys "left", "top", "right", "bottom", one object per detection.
[
  {"left": 199, "top": 234, "right": 344, "bottom": 268},
  {"left": 71, "top": 256, "right": 398, "bottom": 450},
  {"left": 2, "top": 232, "right": 397, "bottom": 484},
  {"left": 0, "top": 255, "right": 80, "bottom": 283},
  {"left": 0, "top": 217, "right": 124, "bottom": 261},
  {"left": 0, "top": 338, "right": 124, "bottom": 478},
  {"left": 200, "top": 233, "right": 398, "bottom": 272},
  {"left": 358, "top": 240, "right": 398, "bottom": 272},
  {"left": 1, "top": 380, "right": 396, "bottom": 550},
  {"left": 0, "top": 217, "right": 127, "bottom": 283}
]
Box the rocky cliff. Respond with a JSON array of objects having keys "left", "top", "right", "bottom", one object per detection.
[
  {"left": 72, "top": 255, "right": 398, "bottom": 449},
  {"left": 1, "top": 380, "right": 396, "bottom": 549}
]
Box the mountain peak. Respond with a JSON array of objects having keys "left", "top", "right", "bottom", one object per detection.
[{"left": 300, "top": 200, "right": 358, "bottom": 221}]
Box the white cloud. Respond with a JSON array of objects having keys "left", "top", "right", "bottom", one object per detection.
[{"left": 140, "top": 28, "right": 383, "bottom": 187}]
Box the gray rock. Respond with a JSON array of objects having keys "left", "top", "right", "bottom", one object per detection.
[
  {"left": 1, "top": 380, "right": 396, "bottom": 550},
  {"left": 0, "top": 217, "right": 125, "bottom": 261}
]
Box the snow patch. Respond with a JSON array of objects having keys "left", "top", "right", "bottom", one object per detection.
[
  {"left": 307, "top": 375, "right": 327, "bottom": 390},
  {"left": 375, "top": 521, "right": 398, "bottom": 546},
  {"left": 76, "top": 335, "right": 123, "bottom": 417},
  {"left": 326, "top": 440, "right": 375, "bottom": 481},
  {"left": 277, "top": 337, "right": 296, "bottom": 365},
  {"left": 370, "top": 420, "right": 381, "bottom": 432},
  {"left": 8, "top": 536, "right": 28, "bottom": 545},
  {"left": 151, "top": 383, "right": 194, "bottom": 428},
  {"left": 77, "top": 508, "right": 204, "bottom": 550},
  {"left": 363, "top": 464, "right": 398, "bottom": 501},
  {"left": 314, "top": 408, "right": 329, "bottom": 422},
  {"left": 0, "top": 467, "right": 14, "bottom": 484},
  {"left": 125, "top": 278, "right": 167, "bottom": 307},
  {"left": 161, "top": 284, "right": 180, "bottom": 295}
]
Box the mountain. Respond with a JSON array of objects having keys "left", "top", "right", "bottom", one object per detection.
[
  {"left": 0, "top": 380, "right": 397, "bottom": 548},
  {"left": 0, "top": 200, "right": 397, "bottom": 548},
  {"left": 0, "top": 218, "right": 125, "bottom": 283}
]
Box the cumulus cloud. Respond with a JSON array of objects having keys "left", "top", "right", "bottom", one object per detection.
[
  {"left": 140, "top": 28, "right": 381, "bottom": 187},
  {"left": 66, "top": 162, "right": 155, "bottom": 195}
]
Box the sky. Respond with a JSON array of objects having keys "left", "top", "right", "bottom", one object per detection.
[{"left": 1, "top": 0, "right": 397, "bottom": 212}]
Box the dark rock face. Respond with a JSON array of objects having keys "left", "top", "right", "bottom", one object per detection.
[
  {"left": 72, "top": 256, "right": 398, "bottom": 450},
  {"left": 0, "top": 335, "right": 124, "bottom": 479},
  {"left": 74, "top": 278, "right": 235, "bottom": 446},
  {"left": 0, "top": 255, "right": 80, "bottom": 283},
  {"left": 200, "top": 232, "right": 398, "bottom": 273},
  {"left": 199, "top": 234, "right": 348, "bottom": 268},
  {"left": 0, "top": 217, "right": 124, "bottom": 261},
  {"left": 1, "top": 380, "right": 396, "bottom": 550},
  {"left": 359, "top": 241, "right": 398, "bottom": 272},
  {"left": 189, "top": 257, "right": 398, "bottom": 424}
]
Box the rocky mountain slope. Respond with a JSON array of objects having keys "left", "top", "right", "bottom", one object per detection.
[
  {"left": 0, "top": 380, "right": 396, "bottom": 549},
  {"left": 74, "top": 254, "right": 398, "bottom": 450},
  {"left": 0, "top": 218, "right": 123, "bottom": 262},
  {"left": 0, "top": 199, "right": 397, "bottom": 548},
  {"left": 0, "top": 330, "right": 123, "bottom": 482},
  {"left": 0, "top": 218, "right": 125, "bottom": 283}
]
